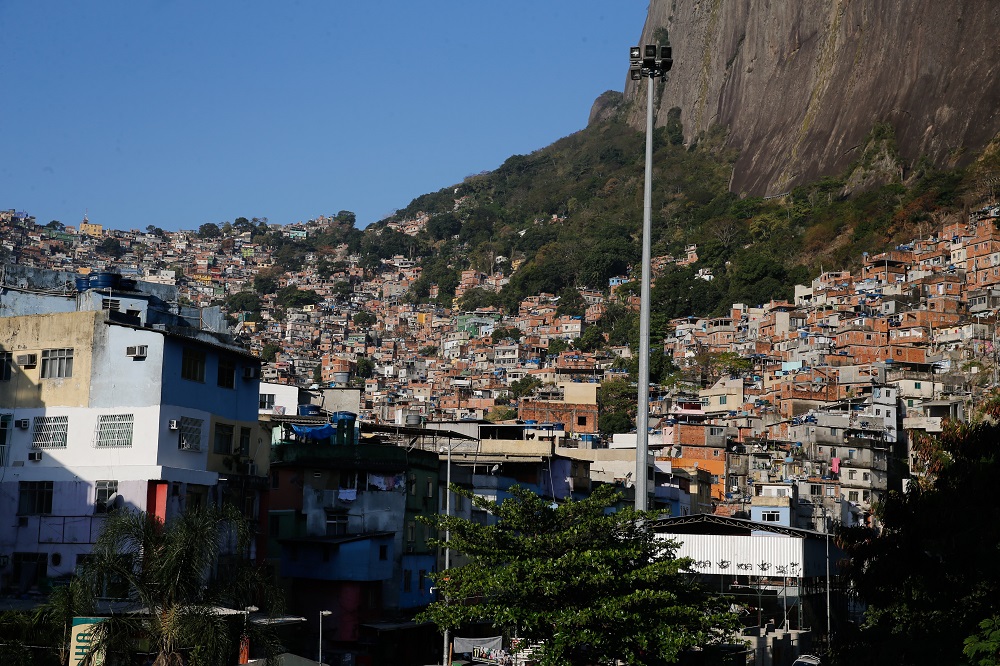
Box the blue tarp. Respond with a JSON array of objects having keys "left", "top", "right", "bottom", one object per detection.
[{"left": 290, "top": 423, "right": 336, "bottom": 441}]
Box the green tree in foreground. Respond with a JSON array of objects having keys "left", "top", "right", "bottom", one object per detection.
[
  {"left": 418, "top": 484, "right": 740, "bottom": 666},
  {"left": 837, "top": 418, "right": 1000, "bottom": 666},
  {"left": 79, "top": 505, "right": 283, "bottom": 666}
]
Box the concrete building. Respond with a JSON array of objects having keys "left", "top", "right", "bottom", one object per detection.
[{"left": 0, "top": 267, "right": 264, "bottom": 592}]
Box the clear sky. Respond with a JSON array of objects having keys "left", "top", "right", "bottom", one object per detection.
[{"left": 2, "top": 1, "right": 648, "bottom": 232}]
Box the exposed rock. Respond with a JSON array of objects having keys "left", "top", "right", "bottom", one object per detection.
[{"left": 621, "top": 0, "right": 1000, "bottom": 197}]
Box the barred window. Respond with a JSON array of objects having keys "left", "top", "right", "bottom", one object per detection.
[
  {"left": 94, "top": 414, "right": 134, "bottom": 448},
  {"left": 0, "top": 352, "right": 11, "bottom": 381},
  {"left": 41, "top": 348, "right": 73, "bottom": 379},
  {"left": 181, "top": 348, "right": 205, "bottom": 383},
  {"left": 178, "top": 417, "right": 203, "bottom": 452},
  {"left": 0, "top": 415, "right": 10, "bottom": 466},
  {"left": 32, "top": 416, "right": 69, "bottom": 449}
]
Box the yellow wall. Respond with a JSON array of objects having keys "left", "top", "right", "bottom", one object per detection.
[{"left": 0, "top": 311, "right": 99, "bottom": 408}]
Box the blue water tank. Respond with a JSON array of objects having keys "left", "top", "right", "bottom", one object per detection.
[
  {"left": 297, "top": 404, "right": 321, "bottom": 417},
  {"left": 75, "top": 276, "right": 90, "bottom": 291},
  {"left": 90, "top": 272, "right": 121, "bottom": 290}
]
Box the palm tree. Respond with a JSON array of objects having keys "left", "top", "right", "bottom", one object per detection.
[
  {"left": 79, "top": 504, "right": 282, "bottom": 666},
  {"left": 34, "top": 576, "right": 95, "bottom": 665}
]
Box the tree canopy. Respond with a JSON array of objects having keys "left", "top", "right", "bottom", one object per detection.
[
  {"left": 419, "top": 484, "right": 739, "bottom": 666},
  {"left": 837, "top": 418, "right": 1000, "bottom": 665}
]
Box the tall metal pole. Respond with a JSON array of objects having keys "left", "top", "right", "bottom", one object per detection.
[
  {"left": 635, "top": 72, "right": 655, "bottom": 512},
  {"left": 319, "top": 610, "right": 331, "bottom": 665},
  {"left": 824, "top": 506, "right": 831, "bottom": 646},
  {"left": 442, "top": 442, "right": 452, "bottom": 666}
]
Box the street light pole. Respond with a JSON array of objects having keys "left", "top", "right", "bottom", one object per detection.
[
  {"left": 629, "top": 42, "right": 673, "bottom": 511},
  {"left": 440, "top": 441, "right": 453, "bottom": 666},
  {"left": 319, "top": 610, "right": 332, "bottom": 665}
]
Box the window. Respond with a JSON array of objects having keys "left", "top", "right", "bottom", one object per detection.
[
  {"left": 41, "top": 348, "right": 73, "bottom": 379},
  {"left": 761, "top": 510, "right": 780, "bottom": 522},
  {"left": 178, "top": 416, "right": 203, "bottom": 451},
  {"left": 719, "top": 395, "right": 728, "bottom": 405},
  {"left": 862, "top": 472, "right": 871, "bottom": 482},
  {"left": 406, "top": 521, "right": 415, "bottom": 543},
  {"left": 0, "top": 352, "right": 11, "bottom": 381},
  {"left": 379, "top": 544, "right": 388, "bottom": 561},
  {"left": 18, "top": 481, "right": 53, "bottom": 514},
  {"left": 101, "top": 298, "right": 120, "bottom": 312},
  {"left": 847, "top": 449, "right": 855, "bottom": 460},
  {"left": 0, "top": 415, "right": 9, "bottom": 467},
  {"left": 914, "top": 382, "right": 922, "bottom": 389},
  {"left": 848, "top": 491, "right": 860, "bottom": 502},
  {"left": 213, "top": 423, "right": 234, "bottom": 454},
  {"left": 32, "top": 416, "right": 69, "bottom": 449},
  {"left": 709, "top": 426, "right": 724, "bottom": 436},
  {"left": 217, "top": 357, "right": 236, "bottom": 389},
  {"left": 403, "top": 569, "right": 412, "bottom": 593},
  {"left": 577, "top": 415, "right": 587, "bottom": 427},
  {"left": 426, "top": 478, "right": 434, "bottom": 498},
  {"left": 419, "top": 569, "right": 427, "bottom": 592},
  {"left": 455, "top": 493, "right": 465, "bottom": 512},
  {"left": 259, "top": 394, "right": 276, "bottom": 410},
  {"left": 94, "top": 414, "right": 134, "bottom": 448},
  {"left": 239, "top": 427, "right": 251, "bottom": 456},
  {"left": 339, "top": 471, "right": 358, "bottom": 490},
  {"left": 326, "top": 512, "right": 348, "bottom": 536},
  {"left": 181, "top": 348, "right": 206, "bottom": 382},
  {"left": 848, "top": 470, "right": 857, "bottom": 480},
  {"left": 810, "top": 484, "right": 822, "bottom": 496},
  {"left": 95, "top": 480, "right": 119, "bottom": 513},
  {"left": 408, "top": 474, "right": 416, "bottom": 496}
]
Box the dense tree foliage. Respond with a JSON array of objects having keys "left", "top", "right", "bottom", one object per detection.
[
  {"left": 836, "top": 419, "right": 1000, "bottom": 665},
  {"left": 419, "top": 484, "right": 740, "bottom": 666},
  {"left": 274, "top": 285, "right": 321, "bottom": 308}
]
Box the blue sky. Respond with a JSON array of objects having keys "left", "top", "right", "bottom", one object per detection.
[{"left": 2, "top": 1, "right": 647, "bottom": 232}]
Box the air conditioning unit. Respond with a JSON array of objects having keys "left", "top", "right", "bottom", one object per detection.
[
  {"left": 168, "top": 419, "right": 180, "bottom": 431},
  {"left": 28, "top": 451, "right": 43, "bottom": 462},
  {"left": 243, "top": 366, "right": 258, "bottom": 380},
  {"left": 245, "top": 462, "right": 259, "bottom": 476},
  {"left": 15, "top": 354, "right": 37, "bottom": 367},
  {"left": 15, "top": 419, "right": 30, "bottom": 429},
  {"left": 126, "top": 345, "right": 148, "bottom": 358}
]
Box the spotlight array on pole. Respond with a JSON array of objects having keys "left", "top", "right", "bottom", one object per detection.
[
  {"left": 629, "top": 40, "right": 672, "bottom": 512},
  {"left": 629, "top": 43, "right": 672, "bottom": 80}
]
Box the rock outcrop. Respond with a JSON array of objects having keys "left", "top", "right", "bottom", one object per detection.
[{"left": 621, "top": 0, "right": 1000, "bottom": 196}]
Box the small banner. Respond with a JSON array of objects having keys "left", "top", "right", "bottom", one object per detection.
[{"left": 70, "top": 617, "right": 105, "bottom": 666}]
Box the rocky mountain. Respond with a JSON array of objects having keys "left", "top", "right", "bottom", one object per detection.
[{"left": 622, "top": 0, "right": 1000, "bottom": 197}]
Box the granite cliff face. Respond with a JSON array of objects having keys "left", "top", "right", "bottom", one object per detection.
[{"left": 620, "top": 0, "right": 1000, "bottom": 196}]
